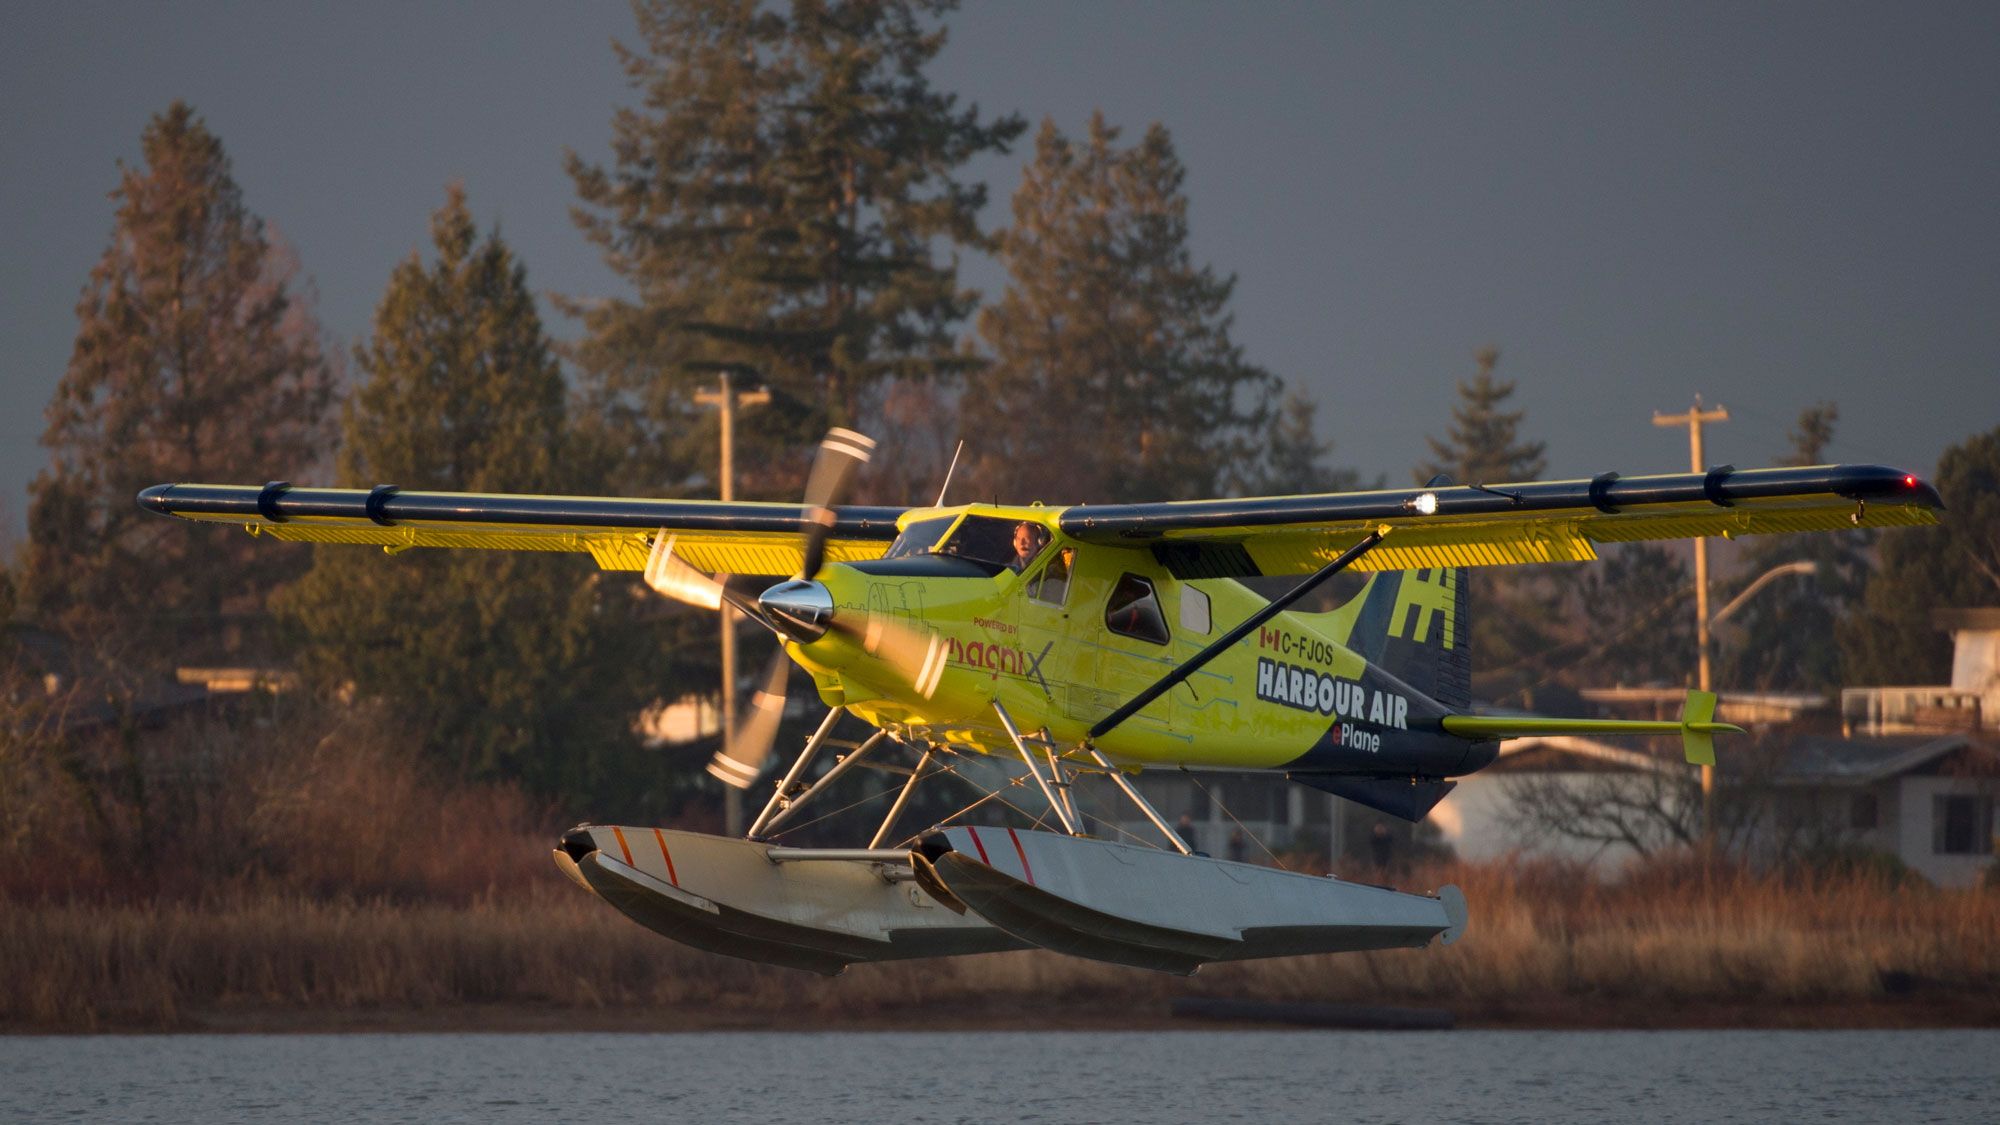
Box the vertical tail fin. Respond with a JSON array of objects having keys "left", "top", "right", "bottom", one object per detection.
[{"left": 1340, "top": 567, "right": 1471, "bottom": 709}]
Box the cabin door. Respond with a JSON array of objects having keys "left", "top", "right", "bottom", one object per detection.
[
  {"left": 1064, "top": 550, "right": 1181, "bottom": 739},
  {"left": 1010, "top": 542, "right": 1088, "bottom": 731}
]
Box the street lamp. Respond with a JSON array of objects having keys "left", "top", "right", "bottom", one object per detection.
[{"left": 1707, "top": 559, "right": 1819, "bottom": 634}]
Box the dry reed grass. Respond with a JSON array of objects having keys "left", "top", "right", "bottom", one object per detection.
[
  {"left": 4, "top": 858, "right": 1993, "bottom": 1031},
  {"left": 5, "top": 701, "right": 1993, "bottom": 1031}
]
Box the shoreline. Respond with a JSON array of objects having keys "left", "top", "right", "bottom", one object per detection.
[{"left": 9, "top": 995, "right": 1996, "bottom": 1036}]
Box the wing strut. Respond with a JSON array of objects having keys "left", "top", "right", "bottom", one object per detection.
[{"left": 1087, "top": 527, "right": 1389, "bottom": 742}]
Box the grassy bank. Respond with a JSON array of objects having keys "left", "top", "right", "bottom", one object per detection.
[{"left": 6, "top": 861, "right": 1995, "bottom": 1032}]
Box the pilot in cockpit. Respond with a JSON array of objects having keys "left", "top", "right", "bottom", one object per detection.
[{"left": 1009, "top": 521, "right": 1050, "bottom": 572}]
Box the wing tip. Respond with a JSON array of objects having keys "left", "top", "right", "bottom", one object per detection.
[{"left": 136, "top": 484, "right": 176, "bottom": 514}]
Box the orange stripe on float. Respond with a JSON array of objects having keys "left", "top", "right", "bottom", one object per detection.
[
  {"left": 1006, "top": 827, "right": 1035, "bottom": 886},
  {"left": 968, "top": 826, "right": 992, "bottom": 866},
  {"left": 611, "top": 826, "right": 634, "bottom": 866},
  {"left": 652, "top": 827, "right": 679, "bottom": 887}
]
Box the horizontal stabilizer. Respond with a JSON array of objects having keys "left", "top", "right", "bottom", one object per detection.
[
  {"left": 1287, "top": 774, "right": 1457, "bottom": 821},
  {"left": 1439, "top": 689, "right": 1741, "bottom": 766}
]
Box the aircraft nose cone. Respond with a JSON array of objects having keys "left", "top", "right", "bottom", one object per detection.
[{"left": 758, "top": 579, "right": 834, "bottom": 643}]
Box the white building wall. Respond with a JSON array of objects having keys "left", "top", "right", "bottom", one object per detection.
[
  {"left": 1870, "top": 782, "right": 1903, "bottom": 858},
  {"left": 1434, "top": 772, "right": 1650, "bottom": 871},
  {"left": 1948, "top": 626, "right": 2000, "bottom": 721},
  {"left": 1896, "top": 775, "right": 1998, "bottom": 888}
]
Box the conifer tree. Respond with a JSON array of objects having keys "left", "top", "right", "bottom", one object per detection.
[
  {"left": 1576, "top": 544, "right": 1696, "bottom": 686},
  {"left": 282, "top": 188, "right": 650, "bottom": 794},
  {"left": 565, "top": 0, "right": 1022, "bottom": 494},
  {"left": 1717, "top": 403, "right": 1872, "bottom": 691},
  {"left": 26, "top": 102, "right": 335, "bottom": 664},
  {"left": 1248, "top": 393, "right": 1372, "bottom": 496},
  {"left": 1416, "top": 347, "right": 1546, "bottom": 486},
  {"left": 1416, "top": 348, "right": 1555, "bottom": 701},
  {"left": 966, "top": 114, "right": 1282, "bottom": 503},
  {"left": 1841, "top": 424, "right": 2000, "bottom": 685}
]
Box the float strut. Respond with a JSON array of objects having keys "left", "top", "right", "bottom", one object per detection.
[
  {"left": 1089, "top": 748, "right": 1192, "bottom": 856},
  {"left": 758, "top": 729, "right": 887, "bottom": 837},
  {"left": 1043, "top": 741, "right": 1082, "bottom": 828},
  {"left": 747, "top": 706, "right": 845, "bottom": 839},
  {"left": 868, "top": 747, "right": 936, "bottom": 849},
  {"left": 994, "top": 701, "right": 1080, "bottom": 835}
]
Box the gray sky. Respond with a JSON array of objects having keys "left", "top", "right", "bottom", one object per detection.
[{"left": 5, "top": 1, "right": 1996, "bottom": 531}]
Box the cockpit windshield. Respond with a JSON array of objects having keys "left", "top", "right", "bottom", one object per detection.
[
  {"left": 883, "top": 516, "right": 954, "bottom": 560},
  {"left": 880, "top": 514, "right": 1052, "bottom": 575},
  {"left": 939, "top": 516, "right": 1049, "bottom": 573}
]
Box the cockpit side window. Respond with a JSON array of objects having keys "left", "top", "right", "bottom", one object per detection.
[
  {"left": 1026, "top": 547, "right": 1074, "bottom": 606},
  {"left": 883, "top": 516, "right": 955, "bottom": 560},
  {"left": 1104, "top": 573, "right": 1170, "bottom": 645}
]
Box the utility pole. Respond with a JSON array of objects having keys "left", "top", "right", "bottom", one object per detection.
[
  {"left": 695, "top": 372, "right": 770, "bottom": 836},
  {"left": 1652, "top": 395, "right": 1728, "bottom": 829}
]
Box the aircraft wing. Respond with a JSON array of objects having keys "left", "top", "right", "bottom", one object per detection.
[
  {"left": 135, "top": 483, "right": 905, "bottom": 575},
  {"left": 1056, "top": 464, "right": 1942, "bottom": 576}
]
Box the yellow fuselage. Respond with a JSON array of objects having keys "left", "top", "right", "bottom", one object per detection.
[{"left": 789, "top": 504, "right": 1397, "bottom": 772}]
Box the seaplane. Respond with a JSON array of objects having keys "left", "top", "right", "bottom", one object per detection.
[{"left": 138, "top": 435, "right": 1941, "bottom": 975}]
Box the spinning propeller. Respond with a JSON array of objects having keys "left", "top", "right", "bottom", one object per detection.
[{"left": 641, "top": 428, "right": 945, "bottom": 789}]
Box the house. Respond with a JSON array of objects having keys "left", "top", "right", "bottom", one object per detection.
[
  {"left": 1767, "top": 732, "right": 1992, "bottom": 887},
  {"left": 1436, "top": 608, "right": 2000, "bottom": 885},
  {"left": 1840, "top": 609, "right": 2000, "bottom": 734},
  {"left": 1434, "top": 730, "right": 1996, "bottom": 885},
  {"left": 1086, "top": 768, "right": 1329, "bottom": 863},
  {"left": 1434, "top": 735, "right": 1681, "bottom": 869}
]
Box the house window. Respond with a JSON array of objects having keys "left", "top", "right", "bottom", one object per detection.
[
  {"left": 1850, "top": 792, "right": 1878, "bottom": 831},
  {"left": 1932, "top": 794, "right": 1994, "bottom": 855},
  {"left": 1104, "top": 573, "right": 1170, "bottom": 645}
]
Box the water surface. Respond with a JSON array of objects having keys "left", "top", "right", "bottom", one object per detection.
[{"left": 3, "top": 1029, "right": 1994, "bottom": 1123}]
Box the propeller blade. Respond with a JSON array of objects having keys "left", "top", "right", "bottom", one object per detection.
[
  {"left": 848, "top": 612, "right": 948, "bottom": 700},
  {"left": 643, "top": 533, "right": 725, "bottom": 610},
  {"left": 799, "top": 427, "right": 876, "bottom": 579},
  {"left": 706, "top": 648, "right": 792, "bottom": 789},
  {"left": 642, "top": 532, "right": 791, "bottom": 636}
]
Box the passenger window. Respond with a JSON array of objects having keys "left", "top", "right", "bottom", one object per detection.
[
  {"left": 1104, "top": 573, "right": 1170, "bottom": 645},
  {"left": 1180, "top": 585, "right": 1211, "bottom": 634},
  {"left": 1027, "top": 548, "right": 1074, "bottom": 607}
]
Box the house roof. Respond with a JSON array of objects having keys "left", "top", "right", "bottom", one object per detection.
[
  {"left": 1493, "top": 731, "right": 1986, "bottom": 786},
  {"left": 1933, "top": 608, "right": 2000, "bottom": 631},
  {"left": 1772, "top": 733, "right": 1973, "bottom": 786}
]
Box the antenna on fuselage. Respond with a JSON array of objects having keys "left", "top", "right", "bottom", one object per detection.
[{"left": 934, "top": 439, "right": 966, "bottom": 506}]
